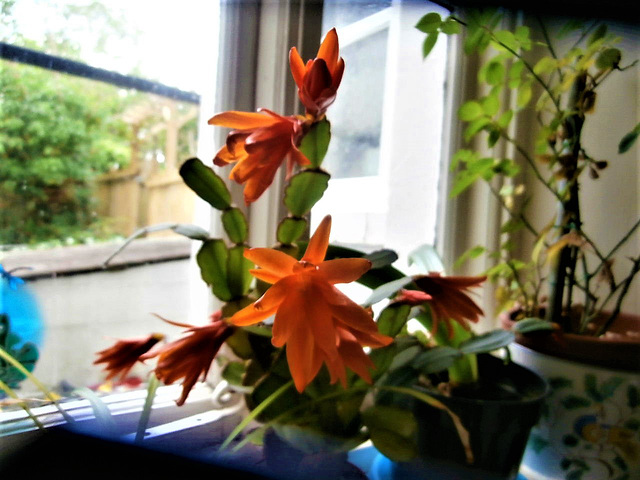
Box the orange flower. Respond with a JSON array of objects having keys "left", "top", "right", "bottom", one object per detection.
[
  {"left": 151, "top": 314, "right": 234, "bottom": 406},
  {"left": 289, "top": 28, "right": 345, "bottom": 118},
  {"left": 94, "top": 333, "right": 164, "bottom": 381},
  {"left": 229, "top": 215, "right": 392, "bottom": 392},
  {"left": 208, "top": 109, "right": 310, "bottom": 205},
  {"left": 413, "top": 273, "right": 487, "bottom": 338}
]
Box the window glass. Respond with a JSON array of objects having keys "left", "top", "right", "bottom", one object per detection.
[{"left": 0, "top": 0, "right": 216, "bottom": 398}]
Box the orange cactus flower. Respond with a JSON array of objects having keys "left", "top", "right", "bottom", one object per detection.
[
  {"left": 94, "top": 333, "right": 164, "bottom": 381},
  {"left": 413, "top": 273, "right": 487, "bottom": 338},
  {"left": 229, "top": 215, "right": 392, "bottom": 393},
  {"left": 208, "top": 109, "right": 310, "bottom": 205},
  {"left": 151, "top": 314, "right": 234, "bottom": 406},
  {"left": 289, "top": 28, "right": 345, "bottom": 118}
]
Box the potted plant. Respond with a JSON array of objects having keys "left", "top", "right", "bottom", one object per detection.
[
  {"left": 418, "top": 8, "right": 640, "bottom": 479},
  {"left": 76, "top": 26, "right": 551, "bottom": 480}
]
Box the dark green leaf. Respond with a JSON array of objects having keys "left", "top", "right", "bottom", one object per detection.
[
  {"left": 276, "top": 217, "right": 307, "bottom": 245},
  {"left": 196, "top": 239, "right": 232, "bottom": 301},
  {"left": 585, "top": 374, "right": 603, "bottom": 402},
  {"left": 179, "top": 157, "right": 231, "bottom": 210},
  {"left": 362, "top": 406, "right": 417, "bottom": 462},
  {"left": 588, "top": 24, "right": 608, "bottom": 46},
  {"left": 222, "top": 361, "right": 246, "bottom": 385},
  {"left": 487, "top": 128, "right": 500, "bottom": 148},
  {"left": 415, "top": 12, "right": 442, "bottom": 34},
  {"left": 618, "top": 124, "right": 640, "bottom": 154},
  {"left": 284, "top": 170, "right": 330, "bottom": 216},
  {"left": 412, "top": 346, "right": 461, "bottom": 374},
  {"left": 458, "top": 330, "right": 515, "bottom": 355},
  {"left": 596, "top": 48, "right": 621, "bottom": 70},
  {"left": 227, "top": 245, "right": 253, "bottom": 297},
  {"left": 408, "top": 244, "right": 444, "bottom": 273},
  {"left": 377, "top": 304, "right": 412, "bottom": 337},
  {"left": 422, "top": 32, "right": 439, "bottom": 58},
  {"left": 299, "top": 119, "right": 331, "bottom": 168},
  {"left": 171, "top": 224, "right": 210, "bottom": 241},
  {"left": 222, "top": 207, "right": 248, "bottom": 244},
  {"left": 561, "top": 395, "right": 591, "bottom": 410},
  {"left": 362, "top": 276, "right": 414, "bottom": 308}
]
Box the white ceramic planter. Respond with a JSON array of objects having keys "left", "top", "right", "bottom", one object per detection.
[{"left": 510, "top": 343, "right": 640, "bottom": 480}]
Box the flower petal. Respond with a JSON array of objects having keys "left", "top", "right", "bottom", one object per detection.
[
  {"left": 302, "top": 215, "right": 331, "bottom": 264},
  {"left": 208, "top": 111, "right": 280, "bottom": 129},
  {"left": 318, "top": 258, "right": 371, "bottom": 284},
  {"left": 317, "top": 28, "right": 339, "bottom": 70},
  {"left": 289, "top": 47, "right": 306, "bottom": 88},
  {"left": 287, "top": 322, "right": 318, "bottom": 393},
  {"left": 229, "top": 302, "right": 278, "bottom": 327},
  {"left": 244, "top": 248, "right": 297, "bottom": 278}
]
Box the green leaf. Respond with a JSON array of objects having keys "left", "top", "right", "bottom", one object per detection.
[
  {"left": 179, "top": 157, "right": 231, "bottom": 210},
  {"left": 222, "top": 361, "right": 246, "bottom": 386},
  {"left": 497, "top": 110, "right": 513, "bottom": 129},
  {"left": 299, "top": 119, "right": 331, "bottom": 168},
  {"left": 362, "top": 405, "right": 417, "bottom": 462},
  {"left": 517, "top": 82, "right": 533, "bottom": 109},
  {"left": 276, "top": 216, "right": 307, "bottom": 245},
  {"left": 618, "top": 123, "right": 640, "bottom": 153},
  {"left": 412, "top": 346, "right": 461, "bottom": 374},
  {"left": 227, "top": 245, "right": 253, "bottom": 297},
  {"left": 485, "top": 62, "right": 505, "bottom": 86},
  {"left": 533, "top": 57, "right": 557, "bottom": 75},
  {"left": 458, "top": 330, "right": 514, "bottom": 355},
  {"left": 408, "top": 244, "right": 444, "bottom": 273},
  {"left": 596, "top": 48, "right": 621, "bottom": 70},
  {"left": 514, "top": 26, "right": 531, "bottom": 50},
  {"left": 284, "top": 170, "right": 330, "bottom": 216},
  {"left": 511, "top": 317, "right": 555, "bottom": 334},
  {"left": 509, "top": 60, "right": 524, "bottom": 89},
  {"left": 415, "top": 12, "right": 442, "bottom": 34},
  {"left": 422, "top": 32, "right": 439, "bottom": 58},
  {"left": 440, "top": 18, "right": 461, "bottom": 35},
  {"left": 482, "top": 94, "right": 500, "bottom": 117},
  {"left": 557, "top": 20, "right": 584, "bottom": 39},
  {"left": 377, "top": 304, "right": 412, "bottom": 337},
  {"left": 196, "top": 239, "right": 232, "bottom": 301},
  {"left": 454, "top": 245, "right": 485, "bottom": 269},
  {"left": 222, "top": 207, "right": 248, "bottom": 244},
  {"left": 459, "top": 101, "right": 484, "bottom": 121},
  {"left": 464, "top": 117, "right": 491, "bottom": 143},
  {"left": 493, "top": 30, "right": 519, "bottom": 51},
  {"left": 362, "top": 276, "right": 414, "bottom": 308},
  {"left": 588, "top": 24, "right": 607, "bottom": 46}
]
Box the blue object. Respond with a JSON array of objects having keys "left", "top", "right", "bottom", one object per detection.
[
  {"left": 0, "top": 265, "right": 44, "bottom": 348},
  {"left": 348, "top": 446, "right": 529, "bottom": 480}
]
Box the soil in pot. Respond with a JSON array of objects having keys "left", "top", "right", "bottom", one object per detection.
[{"left": 385, "top": 353, "right": 549, "bottom": 480}]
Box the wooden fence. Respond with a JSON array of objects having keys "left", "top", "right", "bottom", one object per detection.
[{"left": 96, "top": 97, "right": 199, "bottom": 237}]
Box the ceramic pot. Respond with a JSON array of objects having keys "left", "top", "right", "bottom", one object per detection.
[
  {"left": 384, "top": 354, "right": 548, "bottom": 480},
  {"left": 502, "top": 312, "right": 640, "bottom": 480},
  {"left": 510, "top": 342, "right": 640, "bottom": 480}
]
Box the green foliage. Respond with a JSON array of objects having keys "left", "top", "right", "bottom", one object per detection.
[
  {"left": 0, "top": 61, "right": 132, "bottom": 245},
  {"left": 418, "top": 11, "right": 640, "bottom": 335}
]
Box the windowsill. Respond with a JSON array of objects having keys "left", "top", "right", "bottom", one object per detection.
[{"left": 1, "top": 237, "right": 192, "bottom": 279}]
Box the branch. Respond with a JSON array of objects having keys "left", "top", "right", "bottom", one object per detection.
[{"left": 595, "top": 256, "right": 640, "bottom": 336}]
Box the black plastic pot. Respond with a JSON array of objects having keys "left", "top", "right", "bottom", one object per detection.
[{"left": 389, "top": 354, "right": 548, "bottom": 480}]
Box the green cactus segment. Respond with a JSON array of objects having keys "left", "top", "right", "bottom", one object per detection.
[
  {"left": 179, "top": 157, "right": 232, "bottom": 210},
  {"left": 196, "top": 239, "right": 232, "bottom": 301},
  {"left": 222, "top": 207, "right": 249, "bottom": 244},
  {"left": 299, "top": 118, "right": 331, "bottom": 168},
  {"left": 284, "top": 170, "right": 330, "bottom": 216},
  {"left": 276, "top": 217, "right": 307, "bottom": 245},
  {"left": 227, "top": 245, "right": 254, "bottom": 298}
]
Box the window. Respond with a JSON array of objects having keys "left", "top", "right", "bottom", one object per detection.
[{"left": 311, "top": 1, "right": 450, "bottom": 303}]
